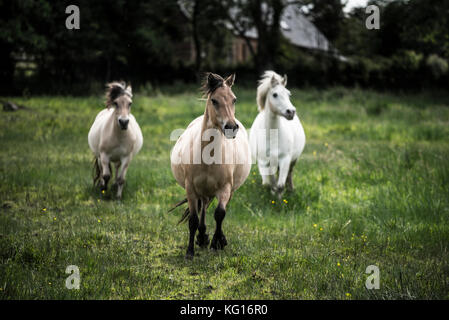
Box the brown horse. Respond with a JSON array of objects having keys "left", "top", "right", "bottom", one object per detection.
[{"left": 170, "top": 73, "right": 251, "bottom": 259}]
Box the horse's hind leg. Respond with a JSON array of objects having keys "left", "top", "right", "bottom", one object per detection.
[
  {"left": 286, "top": 159, "right": 297, "bottom": 191},
  {"left": 99, "top": 152, "right": 111, "bottom": 191},
  {"left": 116, "top": 157, "right": 130, "bottom": 199},
  {"left": 185, "top": 185, "right": 199, "bottom": 260},
  {"left": 211, "top": 184, "right": 231, "bottom": 251},
  {"left": 196, "top": 198, "right": 210, "bottom": 248}
]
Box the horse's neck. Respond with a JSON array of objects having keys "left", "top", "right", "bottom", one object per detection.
[
  {"left": 264, "top": 103, "right": 280, "bottom": 129},
  {"left": 106, "top": 109, "right": 126, "bottom": 138},
  {"left": 201, "top": 107, "right": 223, "bottom": 149}
]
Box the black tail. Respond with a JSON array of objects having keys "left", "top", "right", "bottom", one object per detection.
[{"left": 168, "top": 198, "right": 202, "bottom": 225}]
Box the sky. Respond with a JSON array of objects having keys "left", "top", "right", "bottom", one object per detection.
[{"left": 343, "top": 0, "right": 369, "bottom": 12}]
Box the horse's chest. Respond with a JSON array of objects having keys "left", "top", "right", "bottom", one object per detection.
[
  {"left": 109, "top": 143, "right": 132, "bottom": 161},
  {"left": 192, "top": 166, "right": 229, "bottom": 196}
]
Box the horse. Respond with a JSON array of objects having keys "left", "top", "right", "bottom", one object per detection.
[
  {"left": 170, "top": 73, "right": 251, "bottom": 259},
  {"left": 249, "top": 71, "right": 305, "bottom": 198},
  {"left": 88, "top": 81, "right": 143, "bottom": 199}
]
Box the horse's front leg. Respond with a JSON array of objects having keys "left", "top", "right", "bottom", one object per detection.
[
  {"left": 286, "top": 159, "right": 297, "bottom": 191},
  {"left": 211, "top": 184, "right": 231, "bottom": 251},
  {"left": 116, "top": 156, "right": 131, "bottom": 199},
  {"left": 258, "top": 158, "right": 276, "bottom": 187},
  {"left": 99, "top": 152, "right": 111, "bottom": 191},
  {"left": 275, "top": 156, "right": 291, "bottom": 198}
]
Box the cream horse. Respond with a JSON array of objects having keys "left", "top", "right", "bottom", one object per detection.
[
  {"left": 88, "top": 82, "right": 143, "bottom": 199},
  {"left": 170, "top": 73, "right": 251, "bottom": 259},
  {"left": 249, "top": 71, "right": 305, "bottom": 197}
]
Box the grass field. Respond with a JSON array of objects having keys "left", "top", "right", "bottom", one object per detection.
[{"left": 1, "top": 86, "right": 449, "bottom": 299}]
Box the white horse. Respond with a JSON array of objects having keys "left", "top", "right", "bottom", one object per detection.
[
  {"left": 88, "top": 82, "right": 143, "bottom": 199},
  {"left": 249, "top": 71, "right": 305, "bottom": 197}
]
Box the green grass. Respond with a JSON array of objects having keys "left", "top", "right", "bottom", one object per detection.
[{"left": 1, "top": 87, "right": 449, "bottom": 299}]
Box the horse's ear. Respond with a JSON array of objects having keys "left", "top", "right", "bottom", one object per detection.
[
  {"left": 225, "top": 73, "right": 235, "bottom": 87},
  {"left": 125, "top": 84, "right": 132, "bottom": 96},
  {"left": 106, "top": 82, "right": 124, "bottom": 102},
  {"left": 282, "top": 74, "right": 287, "bottom": 86},
  {"left": 206, "top": 73, "right": 223, "bottom": 93},
  {"left": 271, "top": 75, "right": 279, "bottom": 87}
]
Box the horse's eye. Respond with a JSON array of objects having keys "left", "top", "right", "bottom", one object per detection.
[
  {"left": 211, "top": 99, "right": 219, "bottom": 107},
  {"left": 233, "top": 98, "right": 237, "bottom": 104},
  {"left": 273, "top": 93, "right": 278, "bottom": 98}
]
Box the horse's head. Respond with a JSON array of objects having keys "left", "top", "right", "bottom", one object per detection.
[
  {"left": 267, "top": 74, "right": 296, "bottom": 120},
  {"left": 203, "top": 73, "right": 238, "bottom": 139},
  {"left": 106, "top": 82, "right": 133, "bottom": 130}
]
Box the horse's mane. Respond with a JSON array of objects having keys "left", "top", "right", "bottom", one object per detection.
[
  {"left": 256, "top": 71, "right": 285, "bottom": 112},
  {"left": 200, "top": 73, "right": 224, "bottom": 97},
  {"left": 105, "top": 81, "right": 132, "bottom": 108}
]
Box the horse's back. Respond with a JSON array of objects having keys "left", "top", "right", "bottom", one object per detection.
[
  {"left": 88, "top": 108, "right": 113, "bottom": 156},
  {"left": 129, "top": 114, "right": 143, "bottom": 156},
  {"left": 170, "top": 116, "right": 203, "bottom": 188},
  {"left": 229, "top": 119, "right": 251, "bottom": 191},
  {"left": 283, "top": 115, "right": 305, "bottom": 160}
]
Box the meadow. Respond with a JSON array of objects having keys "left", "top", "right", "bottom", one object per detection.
[{"left": 1, "top": 86, "right": 448, "bottom": 299}]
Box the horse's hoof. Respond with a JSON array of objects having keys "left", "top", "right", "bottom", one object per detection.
[
  {"left": 196, "top": 233, "right": 210, "bottom": 248},
  {"left": 210, "top": 233, "right": 227, "bottom": 250}
]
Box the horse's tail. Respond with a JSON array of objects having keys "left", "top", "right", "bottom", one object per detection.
[
  {"left": 168, "top": 198, "right": 203, "bottom": 225},
  {"left": 92, "top": 156, "right": 101, "bottom": 186},
  {"left": 168, "top": 198, "right": 189, "bottom": 224}
]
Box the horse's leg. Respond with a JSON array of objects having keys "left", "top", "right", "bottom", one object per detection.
[
  {"left": 185, "top": 183, "right": 199, "bottom": 260},
  {"left": 211, "top": 184, "right": 231, "bottom": 250},
  {"left": 286, "top": 159, "right": 297, "bottom": 191},
  {"left": 115, "top": 156, "right": 131, "bottom": 199},
  {"left": 99, "top": 152, "right": 111, "bottom": 191},
  {"left": 196, "top": 198, "right": 210, "bottom": 248},
  {"left": 276, "top": 156, "right": 291, "bottom": 198},
  {"left": 258, "top": 159, "right": 275, "bottom": 187},
  {"left": 113, "top": 160, "right": 121, "bottom": 187}
]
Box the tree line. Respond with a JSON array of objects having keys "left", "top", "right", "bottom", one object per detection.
[{"left": 0, "top": 0, "right": 448, "bottom": 95}]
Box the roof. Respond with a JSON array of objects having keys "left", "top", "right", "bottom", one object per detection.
[
  {"left": 178, "top": 1, "right": 334, "bottom": 53},
  {"left": 226, "top": 4, "right": 332, "bottom": 52}
]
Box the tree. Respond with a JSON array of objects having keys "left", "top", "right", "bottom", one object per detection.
[{"left": 220, "top": 0, "right": 294, "bottom": 72}]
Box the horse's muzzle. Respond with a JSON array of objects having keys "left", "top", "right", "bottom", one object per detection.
[
  {"left": 119, "top": 118, "right": 129, "bottom": 130},
  {"left": 223, "top": 122, "right": 239, "bottom": 139},
  {"left": 284, "top": 109, "right": 295, "bottom": 120}
]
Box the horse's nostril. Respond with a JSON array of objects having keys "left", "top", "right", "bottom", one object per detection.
[{"left": 234, "top": 123, "right": 239, "bottom": 130}]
